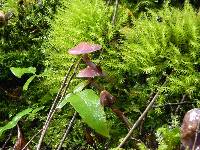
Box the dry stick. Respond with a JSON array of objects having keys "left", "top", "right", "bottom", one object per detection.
[
  {"left": 107, "top": 0, "right": 112, "bottom": 5},
  {"left": 56, "top": 112, "right": 78, "bottom": 150},
  {"left": 192, "top": 118, "right": 200, "bottom": 150},
  {"left": 2, "top": 129, "right": 13, "bottom": 149},
  {"left": 21, "top": 129, "right": 42, "bottom": 150},
  {"left": 40, "top": 61, "right": 80, "bottom": 141},
  {"left": 117, "top": 81, "right": 167, "bottom": 148},
  {"left": 37, "top": 61, "right": 76, "bottom": 150},
  {"left": 153, "top": 101, "right": 196, "bottom": 108},
  {"left": 112, "top": 0, "right": 119, "bottom": 25},
  {"left": 175, "top": 94, "right": 186, "bottom": 113}
]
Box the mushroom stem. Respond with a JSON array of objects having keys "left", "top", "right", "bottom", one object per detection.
[
  {"left": 111, "top": 107, "right": 133, "bottom": 130},
  {"left": 82, "top": 54, "right": 100, "bottom": 73},
  {"left": 87, "top": 78, "right": 104, "bottom": 92}
]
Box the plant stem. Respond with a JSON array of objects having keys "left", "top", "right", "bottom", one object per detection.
[
  {"left": 175, "top": 94, "right": 186, "bottom": 113},
  {"left": 153, "top": 101, "right": 196, "bottom": 108},
  {"left": 37, "top": 60, "right": 77, "bottom": 150},
  {"left": 2, "top": 129, "right": 13, "bottom": 149},
  {"left": 56, "top": 112, "right": 77, "bottom": 150},
  {"left": 22, "top": 129, "right": 42, "bottom": 150},
  {"left": 117, "top": 81, "right": 167, "bottom": 148},
  {"left": 112, "top": 0, "right": 119, "bottom": 25}
]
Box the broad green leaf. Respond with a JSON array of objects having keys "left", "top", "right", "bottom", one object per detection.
[
  {"left": 23, "top": 75, "right": 36, "bottom": 91},
  {"left": 10, "top": 67, "right": 36, "bottom": 78},
  {"left": 0, "top": 108, "right": 32, "bottom": 136},
  {"left": 68, "top": 89, "right": 110, "bottom": 137},
  {"left": 73, "top": 80, "right": 89, "bottom": 93},
  {"left": 56, "top": 93, "right": 73, "bottom": 109}
]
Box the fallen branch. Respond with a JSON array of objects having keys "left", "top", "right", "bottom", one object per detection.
[
  {"left": 56, "top": 112, "right": 77, "bottom": 150},
  {"left": 117, "top": 81, "right": 167, "bottom": 148}
]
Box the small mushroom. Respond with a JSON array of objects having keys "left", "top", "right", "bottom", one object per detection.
[
  {"left": 181, "top": 108, "right": 200, "bottom": 150},
  {"left": 100, "top": 90, "right": 132, "bottom": 129},
  {"left": 0, "top": 11, "right": 13, "bottom": 28},
  {"left": 76, "top": 66, "right": 104, "bottom": 91},
  {"left": 77, "top": 66, "right": 104, "bottom": 78},
  {"left": 100, "top": 90, "right": 116, "bottom": 107},
  {"left": 68, "top": 42, "right": 102, "bottom": 55},
  {"left": 68, "top": 42, "right": 102, "bottom": 72},
  {"left": 0, "top": 11, "right": 6, "bottom": 27}
]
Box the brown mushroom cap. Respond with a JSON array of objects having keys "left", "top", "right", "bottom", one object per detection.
[
  {"left": 77, "top": 66, "right": 104, "bottom": 78},
  {"left": 68, "top": 42, "right": 102, "bottom": 55},
  {"left": 0, "top": 11, "right": 5, "bottom": 23},
  {"left": 181, "top": 108, "right": 200, "bottom": 149},
  {"left": 100, "top": 90, "right": 116, "bottom": 107}
]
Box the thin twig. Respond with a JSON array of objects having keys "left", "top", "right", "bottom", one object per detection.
[
  {"left": 43, "top": 60, "right": 80, "bottom": 132},
  {"left": 152, "top": 101, "right": 196, "bottom": 108},
  {"left": 112, "top": 0, "right": 119, "bottom": 25},
  {"left": 2, "top": 129, "right": 13, "bottom": 149},
  {"left": 117, "top": 81, "right": 167, "bottom": 148},
  {"left": 107, "top": 0, "right": 112, "bottom": 5},
  {"left": 22, "top": 129, "right": 42, "bottom": 150},
  {"left": 56, "top": 112, "right": 77, "bottom": 150},
  {"left": 175, "top": 94, "right": 186, "bottom": 113},
  {"left": 192, "top": 118, "right": 200, "bottom": 150},
  {"left": 37, "top": 61, "right": 76, "bottom": 150}
]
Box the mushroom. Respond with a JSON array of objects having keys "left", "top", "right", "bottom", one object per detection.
[
  {"left": 68, "top": 42, "right": 102, "bottom": 72},
  {"left": 100, "top": 90, "right": 132, "bottom": 129},
  {"left": 76, "top": 65, "right": 105, "bottom": 91},
  {"left": 100, "top": 90, "right": 116, "bottom": 107},
  {"left": 181, "top": 108, "right": 200, "bottom": 150},
  {"left": 68, "top": 42, "right": 102, "bottom": 55},
  {"left": 77, "top": 66, "right": 104, "bottom": 78},
  {"left": 0, "top": 11, "right": 13, "bottom": 28},
  {"left": 0, "top": 11, "right": 6, "bottom": 27}
]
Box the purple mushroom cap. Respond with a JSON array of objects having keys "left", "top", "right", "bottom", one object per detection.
[
  {"left": 77, "top": 66, "right": 104, "bottom": 78},
  {"left": 68, "top": 42, "right": 102, "bottom": 55}
]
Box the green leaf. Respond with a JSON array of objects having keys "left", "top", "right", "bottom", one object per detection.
[
  {"left": 73, "top": 80, "right": 89, "bottom": 93},
  {"left": 10, "top": 67, "right": 36, "bottom": 78},
  {"left": 56, "top": 93, "right": 73, "bottom": 109},
  {"left": 0, "top": 108, "right": 32, "bottom": 136},
  {"left": 67, "top": 89, "right": 110, "bottom": 137},
  {"left": 56, "top": 81, "right": 89, "bottom": 109},
  {"left": 23, "top": 75, "right": 36, "bottom": 91}
]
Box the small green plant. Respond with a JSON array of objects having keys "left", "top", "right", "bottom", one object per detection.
[
  {"left": 156, "top": 125, "right": 180, "bottom": 150},
  {"left": 10, "top": 67, "right": 38, "bottom": 91}
]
